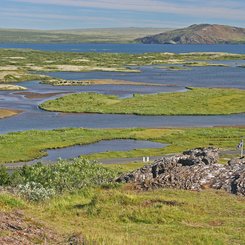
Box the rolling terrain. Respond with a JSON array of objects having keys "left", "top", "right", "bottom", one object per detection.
[
  {"left": 0, "top": 28, "right": 171, "bottom": 43},
  {"left": 137, "top": 24, "right": 245, "bottom": 44}
]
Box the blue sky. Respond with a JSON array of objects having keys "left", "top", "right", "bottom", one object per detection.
[{"left": 1, "top": 0, "right": 245, "bottom": 29}]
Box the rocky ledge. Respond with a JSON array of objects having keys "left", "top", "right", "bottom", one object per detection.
[{"left": 116, "top": 147, "right": 245, "bottom": 196}]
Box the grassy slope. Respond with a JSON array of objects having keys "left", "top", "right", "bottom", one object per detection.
[
  {"left": 0, "top": 187, "right": 244, "bottom": 244},
  {"left": 40, "top": 88, "right": 245, "bottom": 115},
  {"left": 0, "top": 127, "right": 244, "bottom": 163}
]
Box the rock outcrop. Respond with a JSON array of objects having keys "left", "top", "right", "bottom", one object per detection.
[
  {"left": 116, "top": 147, "right": 245, "bottom": 196},
  {"left": 136, "top": 24, "right": 245, "bottom": 44}
]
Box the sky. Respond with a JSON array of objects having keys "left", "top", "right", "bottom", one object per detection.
[{"left": 1, "top": 0, "right": 245, "bottom": 30}]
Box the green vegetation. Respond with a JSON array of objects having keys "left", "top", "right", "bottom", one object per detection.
[
  {"left": 40, "top": 88, "right": 245, "bottom": 115},
  {"left": 0, "top": 186, "right": 244, "bottom": 244},
  {"left": 0, "top": 28, "right": 170, "bottom": 43},
  {"left": 0, "top": 158, "right": 117, "bottom": 201},
  {"left": 0, "top": 127, "right": 244, "bottom": 164},
  {"left": 1, "top": 155, "right": 245, "bottom": 243},
  {"left": 1, "top": 49, "right": 245, "bottom": 83},
  {"left": 0, "top": 193, "right": 25, "bottom": 211}
]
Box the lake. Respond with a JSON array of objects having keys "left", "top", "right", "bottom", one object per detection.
[{"left": 1, "top": 43, "right": 245, "bottom": 54}]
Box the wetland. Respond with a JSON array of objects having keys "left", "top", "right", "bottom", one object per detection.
[
  {"left": 0, "top": 46, "right": 245, "bottom": 162},
  {"left": 0, "top": 44, "right": 245, "bottom": 245}
]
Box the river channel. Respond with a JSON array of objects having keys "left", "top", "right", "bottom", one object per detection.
[{"left": 1, "top": 64, "right": 245, "bottom": 134}]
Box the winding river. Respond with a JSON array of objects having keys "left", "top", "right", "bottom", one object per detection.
[{"left": 1, "top": 64, "right": 245, "bottom": 134}]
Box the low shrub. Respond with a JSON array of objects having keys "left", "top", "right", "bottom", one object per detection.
[
  {"left": 17, "top": 182, "right": 55, "bottom": 202},
  {"left": 15, "top": 158, "right": 117, "bottom": 193},
  {"left": 1, "top": 158, "right": 117, "bottom": 201},
  {"left": 0, "top": 166, "right": 10, "bottom": 186}
]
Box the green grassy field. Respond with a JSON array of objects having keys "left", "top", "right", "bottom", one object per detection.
[
  {"left": 0, "top": 28, "right": 170, "bottom": 43},
  {"left": 0, "top": 127, "right": 244, "bottom": 164},
  {"left": 1, "top": 186, "right": 244, "bottom": 244},
  {"left": 40, "top": 88, "right": 245, "bottom": 115}
]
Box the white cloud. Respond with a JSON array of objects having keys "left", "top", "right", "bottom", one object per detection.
[{"left": 11, "top": 0, "right": 245, "bottom": 21}]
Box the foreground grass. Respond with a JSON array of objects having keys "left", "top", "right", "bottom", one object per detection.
[
  {"left": 40, "top": 88, "right": 245, "bottom": 115},
  {"left": 1, "top": 187, "right": 244, "bottom": 244},
  {"left": 0, "top": 127, "right": 244, "bottom": 163}
]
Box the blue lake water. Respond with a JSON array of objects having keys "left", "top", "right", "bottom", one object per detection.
[
  {"left": 40, "top": 140, "right": 166, "bottom": 162},
  {"left": 46, "top": 64, "right": 245, "bottom": 90},
  {"left": 4, "top": 140, "right": 167, "bottom": 166},
  {"left": 1, "top": 43, "right": 245, "bottom": 54}
]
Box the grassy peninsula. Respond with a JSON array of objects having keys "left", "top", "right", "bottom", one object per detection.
[
  {"left": 0, "top": 127, "right": 244, "bottom": 164},
  {"left": 40, "top": 88, "right": 245, "bottom": 115}
]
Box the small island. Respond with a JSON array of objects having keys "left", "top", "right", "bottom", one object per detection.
[{"left": 40, "top": 88, "right": 245, "bottom": 115}]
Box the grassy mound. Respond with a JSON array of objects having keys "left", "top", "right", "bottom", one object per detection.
[{"left": 40, "top": 88, "right": 245, "bottom": 115}]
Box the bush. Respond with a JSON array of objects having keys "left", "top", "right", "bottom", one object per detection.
[
  {"left": 13, "top": 158, "right": 117, "bottom": 193},
  {"left": 0, "top": 166, "right": 10, "bottom": 186},
  {"left": 0, "top": 158, "right": 117, "bottom": 201},
  {"left": 17, "top": 182, "right": 55, "bottom": 202}
]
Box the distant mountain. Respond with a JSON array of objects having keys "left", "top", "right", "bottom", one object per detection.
[
  {"left": 136, "top": 24, "right": 245, "bottom": 44},
  {"left": 0, "top": 28, "right": 172, "bottom": 43}
]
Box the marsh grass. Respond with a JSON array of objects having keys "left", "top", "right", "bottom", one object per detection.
[{"left": 0, "top": 127, "right": 244, "bottom": 163}]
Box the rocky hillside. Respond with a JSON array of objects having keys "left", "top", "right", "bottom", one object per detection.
[{"left": 136, "top": 24, "right": 245, "bottom": 44}]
